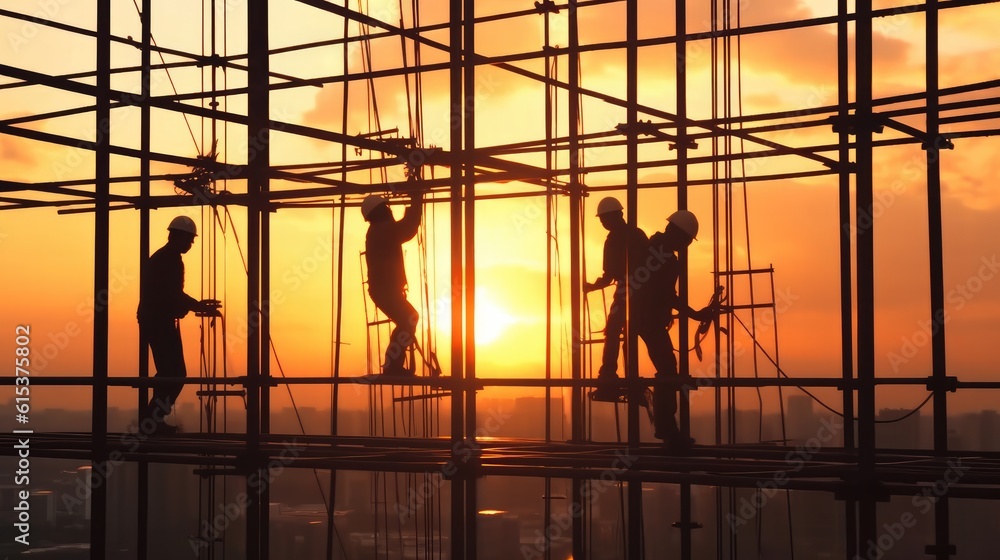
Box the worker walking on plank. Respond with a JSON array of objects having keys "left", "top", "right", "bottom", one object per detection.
[
  {"left": 137, "top": 216, "right": 220, "bottom": 435},
  {"left": 584, "top": 196, "right": 652, "bottom": 402},
  {"left": 641, "top": 210, "right": 717, "bottom": 449}
]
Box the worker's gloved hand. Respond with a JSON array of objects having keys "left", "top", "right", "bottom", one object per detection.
[
  {"left": 196, "top": 299, "right": 222, "bottom": 317},
  {"left": 583, "top": 281, "right": 597, "bottom": 293},
  {"left": 692, "top": 306, "right": 714, "bottom": 323},
  {"left": 693, "top": 304, "right": 730, "bottom": 323}
]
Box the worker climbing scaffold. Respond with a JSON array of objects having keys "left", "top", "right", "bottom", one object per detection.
[{"left": 361, "top": 189, "right": 425, "bottom": 377}]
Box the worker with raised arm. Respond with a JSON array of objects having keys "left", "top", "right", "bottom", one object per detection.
[
  {"left": 362, "top": 191, "right": 423, "bottom": 376},
  {"left": 137, "top": 216, "right": 220, "bottom": 435}
]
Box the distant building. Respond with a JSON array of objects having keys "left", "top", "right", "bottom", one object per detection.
[
  {"left": 981, "top": 410, "right": 999, "bottom": 451},
  {"left": 787, "top": 395, "right": 819, "bottom": 444},
  {"left": 477, "top": 510, "right": 521, "bottom": 560}
]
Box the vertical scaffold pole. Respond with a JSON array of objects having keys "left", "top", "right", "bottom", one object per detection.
[
  {"left": 568, "top": 2, "right": 586, "bottom": 559},
  {"left": 327, "top": 6, "right": 352, "bottom": 558},
  {"left": 925, "top": 1, "right": 953, "bottom": 558},
  {"left": 463, "top": 0, "right": 478, "bottom": 557},
  {"left": 138, "top": 0, "right": 152, "bottom": 557},
  {"left": 92, "top": 1, "right": 111, "bottom": 558},
  {"left": 676, "top": 0, "right": 693, "bottom": 558},
  {"left": 855, "top": 0, "right": 878, "bottom": 554},
  {"left": 449, "top": 0, "right": 466, "bottom": 556},
  {"left": 247, "top": 0, "right": 269, "bottom": 556},
  {"left": 625, "top": 0, "right": 642, "bottom": 558},
  {"left": 837, "top": 1, "right": 857, "bottom": 557}
]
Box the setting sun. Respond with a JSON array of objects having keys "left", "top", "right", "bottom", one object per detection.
[{"left": 433, "top": 286, "right": 519, "bottom": 347}]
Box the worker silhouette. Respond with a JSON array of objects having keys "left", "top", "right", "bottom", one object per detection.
[
  {"left": 137, "top": 216, "right": 220, "bottom": 435},
  {"left": 642, "top": 210, "right": 716, "bottom": 449},
  {"left": 584, "top": 197, "right": 651, "bottom": 401},
  {"left": 362, "top": 191, "right": 422, "bottom": 376}
]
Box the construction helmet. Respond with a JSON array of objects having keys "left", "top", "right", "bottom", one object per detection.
[
  {"left": 167, "top": 215, "right": 198, "bottom": 236},
  {"left": 595, "top": 196, "right": 624, "bottom": 216},
  {"left": 361, "top": 195, "right": 387, "bottom": 220},
  {"left": 666, "top": 210, "right": 698, "bottom": 240}
]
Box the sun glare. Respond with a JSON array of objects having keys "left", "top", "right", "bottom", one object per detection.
[{"left": 434, "top": 287, "right": 517, "bottom": 347}]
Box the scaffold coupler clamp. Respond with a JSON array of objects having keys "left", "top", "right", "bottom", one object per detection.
[
  {"left": 921, "top": 134, "right": 954, "bottom": 152},
  {"left": 924, "top": 375, "right": 958, "bottom": 393},
  {"left": 828, "top": 113, "right": 885, "bottom": 135},
  {"left": 534, "top": 0, "right": 559, "bottom": 14},
  {"left": 924, "top": 543, "right": 957, "bottom": 557},
  {"left": 444, "top": 442, "right": 482, "bottom": 480}
]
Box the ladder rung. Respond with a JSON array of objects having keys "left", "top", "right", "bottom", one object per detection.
[
  {"left": 727, "top": 303, "right": 775, "bottom": 311},
  {"left": 196, "top": 389, "right": 247, "bottom": 398},
  {"left": 368, "top": 318, "right": 392, "bottom": 326},
  {"left": 715, "top": 267, "right": 775, "bottom": 276}
]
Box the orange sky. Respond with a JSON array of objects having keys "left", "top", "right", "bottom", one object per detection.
[{"left": 2, "top": 0, "right": 1000, "bottom": 419}]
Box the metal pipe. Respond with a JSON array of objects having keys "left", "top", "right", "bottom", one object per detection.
[
  {"left": 675, "top": 0, "right": 694, "bottom": 557},
  {"left": 89, "top": 1, "right": 112, "bottom": 557},
  {"left": 836, "top": 0, "right": 858, "bottom": 555},
  {"left": 137, "top": 0, "right": 152, "bottom": 557},
  {"left": 543, "top": 8, "right": 554, "bottom": 560},
  {"left": 855, "top": 0, "right": 878, "bottom": 556},
  {"left": 925, "top": 2, "right": 953, "bottom": 558},
  {"left": 568, "top": 2, "right": 587, "bottom": 558},
  {"left": 449, "top": 0, "right": 466, "bottom": 557},
  {"left": 625, "top": 1, "right": 642, "bottom": 558},
  {"left": 326, "top": 4, "right": 352, "bottom": 557},
  {"left": 464, "top": 1, "right": 479, "bottom": 558},
  {"left": 246, "top": 0, "right": 269, "bottom": 556}
]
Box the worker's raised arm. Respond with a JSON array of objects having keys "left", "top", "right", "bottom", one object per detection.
[{"left": 391, "top": 190, "right": 423, "bottom": 243}]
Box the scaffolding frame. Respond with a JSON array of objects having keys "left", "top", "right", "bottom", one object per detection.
[{"left": 3, "top": 0, "right": 1000, "bottom": 559}]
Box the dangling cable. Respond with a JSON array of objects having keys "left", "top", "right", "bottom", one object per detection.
[{"left": 129, "top": 0, "right": 201, "bottom": 154}]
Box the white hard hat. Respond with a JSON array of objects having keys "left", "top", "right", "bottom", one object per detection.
[
  {"left": 666, "top": 210, "right": 698, "bottom": 240},
  {"left": 167, "top": 215, "right": 198, "bottom": 236},
  {"left": 361, "top": 195, "right": 387, "bottom": 220},
  {"left": 595, "top": 197, "right": 624, "bottom": 216}
]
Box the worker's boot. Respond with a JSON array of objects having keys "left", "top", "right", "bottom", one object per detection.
[
  {"left": 590, "top": 375, "right": 625, "bottom": 402},
  {"left": 381, "top": 357, "right": 414, "bottom": 377},
  {"left": 653, "top": 389, "right": 693, "bottom": 449}
]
